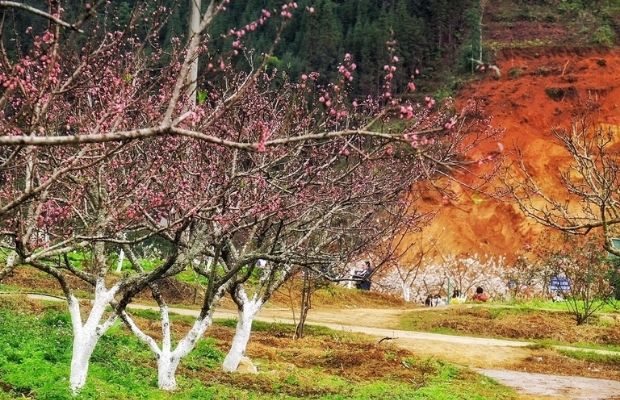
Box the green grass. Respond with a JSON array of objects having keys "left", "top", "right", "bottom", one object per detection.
[
  {"left": 402, "top": 361, "right": 514, "bottom": 400},
  {"left": 557, "top": 349, "right": 620, "bottom": 365},
  {"left": 0, "top": 300, "right": 519, "bottom": 399},
  {"left": 536, "top": 339, "right": 620, "bottom": 354},
  {"left": 489, "top": 299, "right": 619, "bottom": 314}
]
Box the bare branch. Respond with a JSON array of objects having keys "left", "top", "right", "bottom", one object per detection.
[{"left": 0, "top": 1, "right": 83, "bottom": 32}]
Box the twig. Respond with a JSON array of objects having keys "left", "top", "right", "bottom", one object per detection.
[
  {"left": 0, "top": 1, "right": 83, "bottom": 32},
  {"left": 378, "top": 336, "right": 397, "bottom": 344}
]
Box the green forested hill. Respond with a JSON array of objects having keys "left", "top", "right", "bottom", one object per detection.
[
  {"left": 4, "top": 0, "right": 480, "bottom": 96},
  {"left": 6, "top": 1, "right": 617, "bottom": 97},
  {"left": 207, "top": 0, "right": 478, "bottom": 95}
]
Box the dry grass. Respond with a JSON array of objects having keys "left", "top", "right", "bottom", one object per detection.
[
  {"left": 1, "top": 266, "right": 407, "bottom": 310},
  {"left": 510, "top": 349, "right": 620, "bottom": 381},
  {"left": 401, "top": 307, "right": 620, "bottom": 346}
]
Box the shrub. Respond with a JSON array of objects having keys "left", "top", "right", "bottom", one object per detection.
[
  {"left": 592, "top": 25, "right": 615, "bottom": 47},
  {"left": 545, "top": 86, "right": 577, "bottom": 101},
  {"left": 508, "top": 68, "right": 523, "bottom": 79}
]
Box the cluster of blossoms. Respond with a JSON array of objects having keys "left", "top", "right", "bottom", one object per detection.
[
  {"left": 382, "top": 63, "right": 397, "bottom": 99},
  {"left": 338, "top": 53, "right": 357, "bottom": 82},
  {"left": 318, "top": 91, "right": 347, "bottom": 119},
  {"left": 400, "top": 104, "right": 414, "bottom": 119},
  {"left": 383, "top": 40, "right": 420, "bottom": 122},
  {"left": 37, "top": 199, "right": 71, "bottom": 230},
  {"left": 229, "top": 9, "right": 273, "bottom": 52},
  {"left": 316, "top": 54, "right": 359, "bottom": 121},
  {"left": 299, "top": 71, "right": 319, "bottom": 89},
  {"left": 425, "top": 96, "right": 436, "bottom": 109},
  {"left": 256, "top": 121, "right": 273, "bottom": 152},
  {"left": 280, "top": 2, "right": 299, "bottom": 19},
  {"left": 404, "top": 132, "right": 435, "bottom": 149},
  {"left": 444, "top": 116, "right": 457, "bottom": 130},
  {"left": 216, "top": 0, "right": 232, "bottom": 12},
  {"left": 0, "top": 31, "right": 63, "bottom": 107}
]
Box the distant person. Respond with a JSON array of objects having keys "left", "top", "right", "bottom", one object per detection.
[
  {"left": 425, "top": 294, "right": 438, "bottom": 307},
  {"left": 472, "top": 286, "right": 489, "bottom": 302},
  {"left": 450, "top": 289, "right": 466, "bottom": 304},
  {"left": 354, "top": 261, "right": 372, "bottom": 291}
]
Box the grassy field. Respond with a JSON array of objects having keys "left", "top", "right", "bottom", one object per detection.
[
  {"left": 399, "top": 305, "right": 620, "bottom": 351},
  {"left": 0, "top": 297, "right": 517, "bottom": 400},
  {"left": 490, "top": 299, "right": 619, "bottom": 314}
]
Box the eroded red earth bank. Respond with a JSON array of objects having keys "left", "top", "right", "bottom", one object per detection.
[{"left": 405, "top": 48, "right": 620, "bottom": 262}]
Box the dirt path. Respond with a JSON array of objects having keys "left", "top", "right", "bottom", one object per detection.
[
  {"left": 477, "top": 369, "right": 620, "bottom": 400},
  {"left": 13, "top": 293, "right": 620, "bottom": 399}
]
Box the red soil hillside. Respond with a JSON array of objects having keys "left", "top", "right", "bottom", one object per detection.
[{"left": 402, "top": 48, "right": 620, "bottom": 263}]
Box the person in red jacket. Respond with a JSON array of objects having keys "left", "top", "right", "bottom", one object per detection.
[{"left": 473, "top": 286, "right": 489, "bottom": 302}]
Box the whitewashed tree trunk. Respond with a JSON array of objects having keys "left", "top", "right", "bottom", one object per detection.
[
  {"left": 157, "top": 315, "right": 212, "bottom": 390},
  {"left": 69, "top": 331, "right": 98, "bottom": 393},
  {"left": 157, "top": 350, "right": 181, "bottom": 391},
  {"left": 0, "top": 251, "right": 18, "bottom": 281},
  {"left": 222, "top": 299, "right": 262, "bottom": 372},
  {"left": 115, "top": 249, "right": 125, "bottom": 273},
  {"left": 68, "top": 281, "right": 118, "bottom": 394},
  {"left": 123, "top": 304, "right": 215, "bottom": 391},
  {"left": 401, "top": 284, "right": 411, "bottom": 302}
]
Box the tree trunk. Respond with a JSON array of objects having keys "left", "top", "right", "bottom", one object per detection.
[
  {"left": 157, "top": 351, "right": 181, "bottom": 391},
  {"left": 402, "top": 284, "right": 411, "bottom": 302},
  {"left": 158, "top": 316, "right": 211, "bottom": 390},
  {"left": 69, "top": 332, "right": 98, "bottom": 394},
  {"left": 67, "top": 282, "right": 118, "bottom": 394},
  {"left": 222, "top": 301, "right": 259, "bottom": 372},
  {"left": 116, "top": 248, "right": 125, "bottom": 273},
  {"left": 295, "top": 273, "right": 311, "bottom": 339},
  {"left": 186, "top": 0, "right": 201, "bottom": 104}
]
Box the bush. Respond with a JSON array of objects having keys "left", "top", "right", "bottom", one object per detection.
[
  {"left": 592, "top": 24, "right": 615, "bottom": 47},
  {"left": 558, "top": 0, "right": 584, "bottom": 14},
  {"left": 545, "top": 86, "right": 577, "bottom": 101},
  {"left": 508, "top": 68, "right": 523, "bottom": 79}
]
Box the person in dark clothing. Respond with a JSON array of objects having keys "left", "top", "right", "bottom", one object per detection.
[{"left": 354, "top": 261, "right": 373, "bottom": 291}]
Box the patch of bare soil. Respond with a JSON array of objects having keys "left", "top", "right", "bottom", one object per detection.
[
  {"left": 486, "top": 21, "right": 569, "bottom": 43},
  {"left": 2, "top": 265, "right": 203, "bottom": 306},
  {"left": 405, "top": 49, "right": 620, "bottom": 262},
  {"left": 1, "top": 267, "right": 90, "bottom": 293}
]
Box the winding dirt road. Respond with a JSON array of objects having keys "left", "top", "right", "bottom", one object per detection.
[{"left": 11, "top": 294, "right": 620, "bottom": 399}]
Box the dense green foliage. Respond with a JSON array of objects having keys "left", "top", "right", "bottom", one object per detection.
[
  {"left": 4, "top": 0, "right": 478, "bottom": 96},
  {"left": 209, "top": 0, "right": 476, "bottom": 95}
]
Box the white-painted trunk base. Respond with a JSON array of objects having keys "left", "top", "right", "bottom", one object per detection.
[
  {"left": 222, "top": 307, "right": 255, "bottom": 372},
  {"left": 116, "top": 249, "right": 125, "bottom": 273},
  {"left": 67, "top": 282, "right": 118, "bottom": 394},
  {"left": 157, "top": 352, "right": 180, "bottom": 391},
  {"left": 69, "top": 335, "right": 97, "bottom": 394},
  {"left": 402, "top": 285, "right": 411, "bottom": 302}
]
